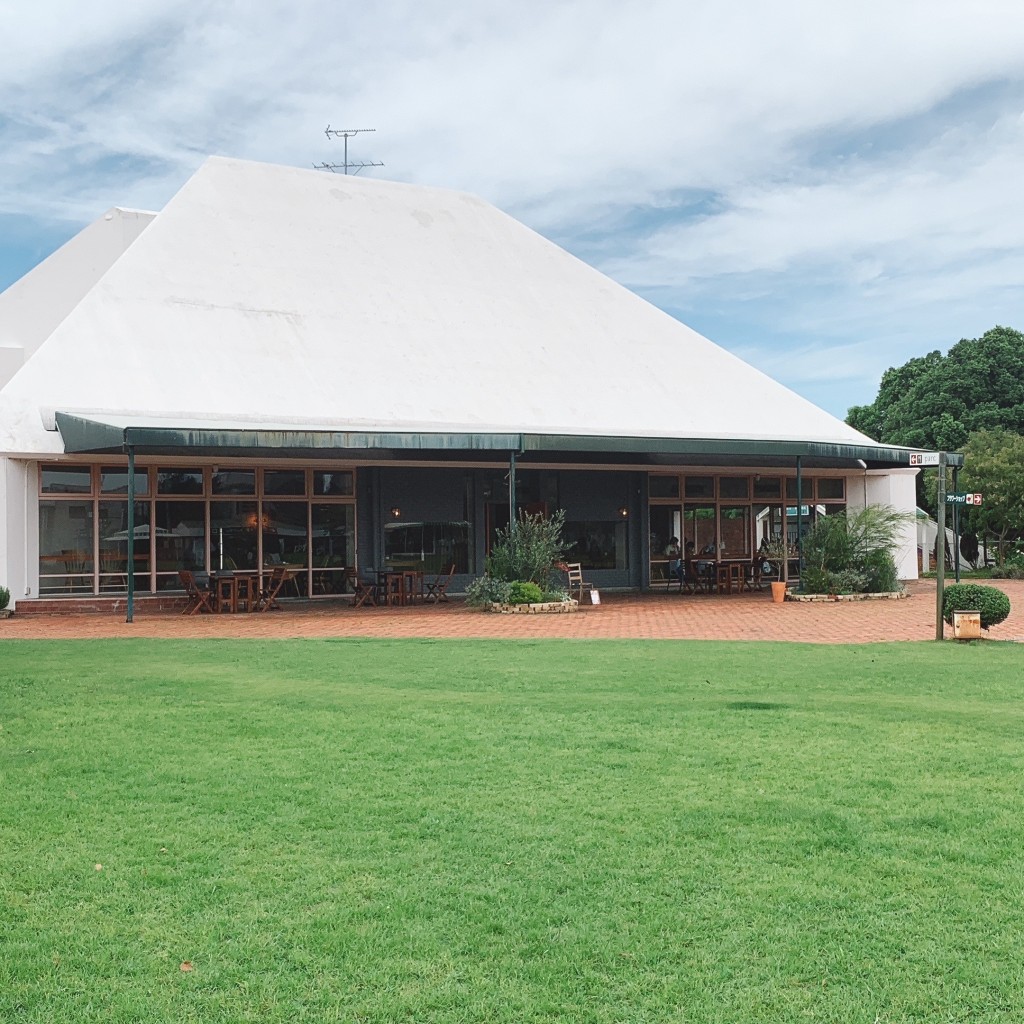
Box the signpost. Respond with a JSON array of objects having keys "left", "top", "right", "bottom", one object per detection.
[
  {"left": 909, "top": 452, "right": 941, "bottom": 466},
  {"left": 945, "top": 493, "right": 983, "bottom": 505}
]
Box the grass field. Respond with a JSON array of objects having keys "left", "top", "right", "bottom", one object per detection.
[{"left": 2, "top": 639, "right": 1023, "bottom": 1023}]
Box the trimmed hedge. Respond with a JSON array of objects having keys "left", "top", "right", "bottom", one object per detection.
[
  {"left": 507, "top": 581, "right": 544, "bottom": 605},
  {"left": 942, "top": 583, "right": 1011, "bottom": 631}
]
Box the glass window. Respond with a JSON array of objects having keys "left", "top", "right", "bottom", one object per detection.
[
  {"left": 98, "top": 502, "right": 151, "bottom": 591},
  {"left": 684, "top": 504, "right": 717, "bottom": 553},
  {"left": 100, "top": 467, "right": 149, "bottom": 496},
  {"left": 38, "top": 499, "right": 94, "bottom": 593},
  {"left": 153, "top": 501, "right": 207, "bottom": 588},
  {"left": 649, "top": 475, "right": 679, "bottom": 499},
  {"left": 264, "top": 470, "right": 306, "bottom": 496},
  {"left": 719, "top": 477, "right": 749, "bottom": 499},
  {"left": 40, "top": 465, "right": 92, "bottom": 494},
  {"left": 212, "top": 469, "right": 256, "bottom": 495},
  {"left": 311, "top": 504, "right": 355, "bottom": 595},
  {"left": 384, "top": 521, "right": 471, "bottom": 574},
  {"left": 684, "top": 476, "right": 715, "bottom": 499},
  {"left": 562, "top": 520, "right": 628, "bottom": 571},
  {"left": 785, "top": 478, "right": 815, "bottom": 501},
  {"left": 157, "top": 469, "right": 204, "bottom": 495},
  {"left": 817, "top": 478, "right": 845, "bottom": 500},
  {"left": 720, "top": 506, "right": 751, "bottom": 558},
  {"left": 648, "top": 505, "right": 681, "bottom": 584},
  {"left": 753, "top": 476, "right": 781, "bottom": 499},
  {"left": 263, "top": 501, "right": 309, "bottom": 570},
  {"left": 313, "top": 471, "right": 354, "bottom": 496},
  {"left": 209, "top": 502, "right": 257, "bottom": 573}
]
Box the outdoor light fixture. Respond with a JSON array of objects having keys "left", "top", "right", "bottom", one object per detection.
[
  {"left": 618, "top": 506, "right": 629, "bottom": 518},
  {"left": 390, "top": 506, "right": 401, "bottom": 518}
]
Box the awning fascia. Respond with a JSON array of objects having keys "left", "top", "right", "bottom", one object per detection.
[{"left": 53, "top": 412, "right": 964, "bottom": 468}]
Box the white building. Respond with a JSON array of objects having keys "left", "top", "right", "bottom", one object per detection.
[{"left": 0, "top": 157, "right": 941, "bottom": 609}]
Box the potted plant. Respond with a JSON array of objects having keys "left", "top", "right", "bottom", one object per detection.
[{"left": 763, "top": 537, "right": 789, "bottom": 603}]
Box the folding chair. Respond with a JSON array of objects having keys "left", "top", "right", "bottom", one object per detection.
[
  {"left": 179, "top": 570, "right": 214, "bottom": 615},
  {"left": 349, "top": 569, "right": 379, "bottom": 608},
  {"left": 256, "top": 565, "right": 291, "bottom": 612},
  {"left": 424, "top": 563, "right": 456, "bottom": 603}
]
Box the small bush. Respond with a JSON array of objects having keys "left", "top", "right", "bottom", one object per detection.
[
  {"left": 507, "top": 581, "right": 544, "bottom": 605},
  {"left": 540, "top": 588, "right": 570, "bottom": 603},
  {"left": 942, "top": 583, "right": 1011, "bottom": 631},
  {"left": 465, "top": 575, "right": 512, "bottom": 609},
  {"left": 0, "top": 586, "right": 9, "bottom": 611},
  {"left": 487, "top": 510, "right": 568, "bottom": 588}
]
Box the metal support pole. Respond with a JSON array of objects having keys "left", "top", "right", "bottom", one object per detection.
[
  {"left": 952, "top": 466, "right": 961, "bottom": 583},
  {"left": 935, "top": 454, "right": 947, "bottom": 640},
  {"left": 126, "top": 445, "right": 135, "bottom": 624},
  {"left": 795, "top": 456, "right": 803, "bottom": 589},
  {"left": 508, "top": 449, "right": 517, "bottom": 532}
]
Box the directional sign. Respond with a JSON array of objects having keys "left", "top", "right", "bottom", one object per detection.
[
  {"left": 909, "top": 452, "right": 941, "bottom": 466},
  {"left": 946, "top": 492, "right": 983, "bottom": 505}
]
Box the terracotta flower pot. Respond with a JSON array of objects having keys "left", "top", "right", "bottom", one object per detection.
[{"left": 770, "top": 581, "right": 787, "bottom": 604}]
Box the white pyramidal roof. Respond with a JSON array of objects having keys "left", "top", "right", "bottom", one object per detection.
[{"left": 0, "top": 156, "right": 882, "bottom": 457}]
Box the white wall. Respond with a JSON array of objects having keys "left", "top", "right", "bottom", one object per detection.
[{"left": 851, "top": 468, "right": 920, "bottom": 580}]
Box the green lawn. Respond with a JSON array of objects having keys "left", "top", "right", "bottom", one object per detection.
[{"left": 2, "top": 639, "right": 1022, "bottom": 1023}]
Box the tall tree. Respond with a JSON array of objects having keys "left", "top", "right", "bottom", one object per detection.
[
  {"left": 847, "top": 326, "right": 1024, "bottom": 449},
  {"left": 959, "top": 429, "right": 1024, "bottom": 566}
]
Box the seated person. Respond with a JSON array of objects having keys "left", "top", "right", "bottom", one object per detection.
[{"left": 664, "top": 536, "right": 683, "bottom": 583}]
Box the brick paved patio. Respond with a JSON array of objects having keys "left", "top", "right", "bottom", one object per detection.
[{"left": 3, "top": 580, "right": 1022, "bottom": 643}]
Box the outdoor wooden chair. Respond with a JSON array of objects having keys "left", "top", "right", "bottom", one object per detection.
[
  {"left": 349, "top": 569, "right": 379, "bottom": 608},
  {"left": 256, "top": 565, "right": 292, "bottom": 612},
  {"left": 683, "top": 558, "right": 707, "bottom": 594},
  {"left": 424, "top": 563, "right": 456, "bottom": 603},
  {"left": 561, "top": 562, "right": 593, "bottom": 603},
  {"left": 179, "top": 570, "right": 214, "bottom": 615}
]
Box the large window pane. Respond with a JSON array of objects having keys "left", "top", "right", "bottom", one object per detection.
[
  {"left": 41, "top": 465, "right": 92, "bottom": 494},
  {"left": 154, "top": 501, "right": 207, "bottom": 589},
  {"left": 818, "top": 478, "right": 845, "bottom": 500},
  {"left": 39, "top": 499, "right": 94, "bottom": 593},
  {"left": 311, "top": 504, "right": 355, "bottom": 594},
  {"left": 648, "top": 505, "right": 681, "bottom": 585},
  {"left": 720, "top": 505, "right": 751, "bottom": 558},
  {"left": 753, "top": 476, "right": 781, "bottom": 500},
  {"left": 684, "top": 476, "right": 714, "bottom": 499},
  {"left": 210, "top": 502, "right": 257, "bottom": 572},
  {"left": 98, "top": 501, "right": 151, "bottom": 592},
  {"left": 563, "top": 520, "right": 628, "bottom": 570},
  {"left": 684, "top": 504, "right": 717, "bottom": 553},
  {"left": 720, "top": 477, "right": 749, "bottom": 500},
  {"left": 384, "top": 521, "right": 470, "bottom": 573},
  {"left": 649, "top": 475, "right": 679, "bottom": 499}
]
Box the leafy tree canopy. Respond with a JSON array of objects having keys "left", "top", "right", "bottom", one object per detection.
[
  {"left": 846, "top": 326, "right": 1024, "bottom": 449},
  {"left": 959, "top": 428, "right": 1024, "bottom": 563}
]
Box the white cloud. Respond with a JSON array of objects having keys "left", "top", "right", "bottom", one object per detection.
[{"left": 1, "top": 0, "right": 1024, "bottom": 412}]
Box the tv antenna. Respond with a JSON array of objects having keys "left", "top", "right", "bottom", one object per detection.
[{"left": 314, "top": 126, "right": 384, "bottom": 175}]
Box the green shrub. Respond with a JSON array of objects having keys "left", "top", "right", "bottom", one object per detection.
[
  {"left": 464, "top": 576, "right": 512, "bottom": 608},
  {"left": 487, "top": 510, "right": 568, "bottom": 588},
  {"left": 942, "top": 583, "right": 1011, "bottom": 630},
  {"left": 0, "top": 586, "right": 9, "bottom": 611},
  {"left": 540, "top": 588, "right": 570, "bottom": 603},
  {"left": 507, "top": 581, "right": 544, "bottom": 605}
]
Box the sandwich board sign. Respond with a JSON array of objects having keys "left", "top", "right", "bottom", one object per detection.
[{"left": 909, "top": 452, "right": 941, "bottom": 466}]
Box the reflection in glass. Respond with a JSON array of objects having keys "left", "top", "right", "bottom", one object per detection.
[
  {"left": 311, "top": 504, "right": 354, "bottom": 594},
  {"left": 98, "top": 501, "right": 151, "bottom": 591},
  {"left": 649, "top": 475, "right": 680, "bottom": 499},
  {"left": 100, "top": 468, "right": 150, "bottom": 496},
  {"left": 157, "top": 469, "right": 204, "bottom": 494},
  {"left": 39, "top": 499, "right": 95, "bottom": 594},
  {"left": 154, "top": 501, "right": 207, "bottom": 589},
  {"left": 684, "top": 477, "right": 715, "bottom": 499},
  {"left": 719, "top": 477, "right": 749, "bottom": 500},
  {"left": 41, "top": 466, "right": 92, "bottom": 494},
  {"left": 209, "top": 502, "right": 257, "bottom": 573},
  {"left": 313, "top": 471, "right": 354, "bottom": 496},
  {"left": 563, "top": 520, "right": 628, "bottom": 570},
  {"left": 212, "top": 469, "right": 256, "bottom": 495},
  {"left": 383, "top": 521, "right": 470, "bottom": 573},
  {"left": 264, "top": 470, "right": 305, "bottom": 496}
]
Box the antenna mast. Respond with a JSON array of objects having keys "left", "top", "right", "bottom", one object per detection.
[{"left": 314, "top": 126, "right": 384, "bottom": 175}]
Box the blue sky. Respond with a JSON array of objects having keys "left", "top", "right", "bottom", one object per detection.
[{"left": 2, "top": 0, "right": 1023, "bottom": 419}]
